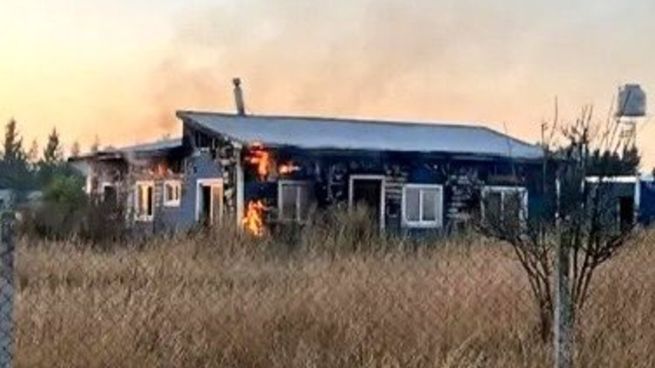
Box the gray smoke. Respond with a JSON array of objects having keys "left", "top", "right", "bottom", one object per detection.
[
  {"left": 151, "top": 0, "right": 535, "bottom": 118},
  {"left": 147, "top": 0, "right": 655, "bottom": 137}
]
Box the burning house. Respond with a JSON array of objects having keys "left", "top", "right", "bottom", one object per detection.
[
  {"left": 69, "top": 138, "right": 214, "bottom": 233},
  {"left": 73, "top": 80, "right": 550, "bottom": 236}
]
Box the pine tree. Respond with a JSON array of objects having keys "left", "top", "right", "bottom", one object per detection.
[
  {"left": 43, "top": 128, "right": 63, "bottom": 164},
  {"left": 3, "top": 118, "right": 24, "bottom": 163},
  {"left": 1, "top": 118, "right": 30, "bottom": 189}
]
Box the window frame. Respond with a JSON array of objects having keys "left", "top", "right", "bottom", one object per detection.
[
  {"left": 481, "top": 186, "right": 529, "bottom": 224},
  {"left": 135, "top": 180, "right": 155, "bottom": 222},
  {"left": 277, "top": 180, "right": 313, "bottom": 223},
  {"left": 163, "top": 180, "right": 182, "bottom": 207},
  {"left": 401, "top": 184, "right": 444, "bottom": 229},
  {"left": 195, "top": 178, "right": 224, "bottom": 224}
]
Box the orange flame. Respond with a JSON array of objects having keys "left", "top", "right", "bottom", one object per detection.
[
  {"left": 245, "top": 143, "right": 271, "bottom": 180},
  {"left": 242, "top": 200, "right": 266, "bottom": 237},
  {"left": 150, "top": 162, "right": 169, "bottom": 177}
]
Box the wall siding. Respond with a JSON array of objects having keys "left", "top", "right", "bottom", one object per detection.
[{"left": 154, "top": 151, "right": 223, "bottom": 233}]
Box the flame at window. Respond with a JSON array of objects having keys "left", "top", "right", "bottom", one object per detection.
[
  {"left": 150, "top": 162, "right": 169, "bottom": 177},
  {"left": 245, "top": 143, "right": 271, "bottom": 180},
  {"left": 245, "top": 143, "right": 300, "bottom": 180},
  {"left": 242, "top": 200, "right": 266, "bottom": 237}
]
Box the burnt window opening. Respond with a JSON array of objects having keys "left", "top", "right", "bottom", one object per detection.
[
  {"left": 167, "top": 159, "right": 183, "bottom": 174},
  {"left": 194, "top": 131, "right": 213, "bottom": 149},
  {"left": 481, "top": 186, "right": 528, "bottom": 230},
  {"left": 102, "top": 184, "right": 118, "bottom": 204}
]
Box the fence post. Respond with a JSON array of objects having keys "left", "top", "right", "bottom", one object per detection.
[
  {"left": 0, "top": 212, "right": 15, "bottom": 368},
  {"left": 554, "top": 240, "right": 573, "bottom": 368}
]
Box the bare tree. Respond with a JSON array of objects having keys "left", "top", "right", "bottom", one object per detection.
[{"left": 480, "top": 105, "right": 637, "bottom": 342}]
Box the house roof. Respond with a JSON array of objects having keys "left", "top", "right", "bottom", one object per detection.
[
  {"left": 118, "top": 138, "right": 183, "bottom": 153},
  {"left": 177, "top": 111, "right": 543, "bottom": 160},
  {"left": 69, "top": 138, "right": 183, "bottom": 161}
]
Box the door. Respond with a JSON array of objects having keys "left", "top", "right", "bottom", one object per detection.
[
  {"left": 200, "top": 186, "right": 212, "bottom": 226},
  {"left": 619, "top": 196, "right": 635, "bottom": 230},
  {"left": 349, "top": 175, "right": 385, "bottom": 229},
  {"left": 196, "top": 179, "right": 224, "bottom": 226},
  {"left": 103, "top": 185, "right": 117, "bottom": 204}
]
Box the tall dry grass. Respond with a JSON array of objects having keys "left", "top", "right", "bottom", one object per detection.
[{"left": 11, "top": 212, "right": 655, "bottom": 367}]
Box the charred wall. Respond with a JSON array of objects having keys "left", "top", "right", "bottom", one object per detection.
[
  {"left": 240, "top": 147, "right": 545, "bottom": 234},
  {"left": 183, "top": 122, "right": 548, "bottom": 236}
]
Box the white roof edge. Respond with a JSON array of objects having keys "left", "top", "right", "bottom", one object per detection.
[{"left": 586, "top": 174, "right": 654, "bottom": 183}]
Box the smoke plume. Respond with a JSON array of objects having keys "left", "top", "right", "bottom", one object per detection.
[{"left": 143, "top": 0, "right": 655, "bottom": 156}]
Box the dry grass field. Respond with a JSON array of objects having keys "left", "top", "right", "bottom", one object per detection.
[{"left": 10, "top": 215, "right": 655, "bottom": 367}]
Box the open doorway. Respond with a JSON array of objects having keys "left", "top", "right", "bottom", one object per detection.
[
  {"left": 102, "top": 184, "right": 117, "bottom": 205},
  {"left": 196, "top": 179, "right": 224, "bottom": 226},
  {"left": 618, "top": 196, "right": 635, "bottom": 230},
  {"left": 349, "top": 175, "right": 385, "bottom": 230}
]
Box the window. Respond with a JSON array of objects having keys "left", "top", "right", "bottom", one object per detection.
[
  {"left": 481, "top": 186, "right": 528, "bottom": 228},
  {"left": 164, "top": 180, "right": 182, "bottom": 207},
  {"left": 135, "top": 181, "right": 154, "bottom": 222},
  {"left": 402, "top": 184, "right": 444, "bottom": 228},
  {"left": 278, "top": 181, "right": 313, "bottom": 222}
]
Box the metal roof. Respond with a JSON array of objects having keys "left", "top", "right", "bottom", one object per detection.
[
  {"left": 70, "top": 138, "right": 183, "bottom": 161},
  {"left": 177, "top": 111, "right": 543, "bottom": 160},
  {"left": 117, "top": 138, "right": 182, "bottom": 153}
]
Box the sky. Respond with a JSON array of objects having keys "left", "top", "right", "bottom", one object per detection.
[{"left": 1, "top": 0, "right": 654, "bottom": 166}]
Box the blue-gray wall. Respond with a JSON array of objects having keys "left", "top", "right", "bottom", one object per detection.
[
  {"left": 153, "top": 151, "right": 223, "bottom": 233},
  {"left": 639, "top": 180, "right": 655, "bottom": 225}
]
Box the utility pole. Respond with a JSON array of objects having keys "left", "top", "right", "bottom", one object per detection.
[
  {"left": 554, "top": 241, "right": 573, "bottom": 368},
  {"left": 554, "top": 172, "right": 573, "bottom": 368},
  {"left": 553, "top": 172, "right": 573, "bottom": 368}
]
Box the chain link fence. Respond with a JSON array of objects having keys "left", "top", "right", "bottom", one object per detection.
[
  {"left": 0, "top": 210, "right": 653, "bottom": 367},
  {"left": 0, "top": 212, "right": 14, "bottom": 368}
]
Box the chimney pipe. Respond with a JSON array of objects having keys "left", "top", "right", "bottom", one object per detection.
[{"left": 233, "top": 78, "right": 245, "bottom": 116}]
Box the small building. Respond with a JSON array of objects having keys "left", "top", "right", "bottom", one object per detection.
[
  {"left": 586, "top": 175, "right": 655, "bottom": 228},
  {"left": 73, "top": 108, "right": 549, "bottom": 236}
]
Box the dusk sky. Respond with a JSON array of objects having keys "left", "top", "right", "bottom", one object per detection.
[{"left": 2, "top": 1, "right": 654, "bottom": 166}]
